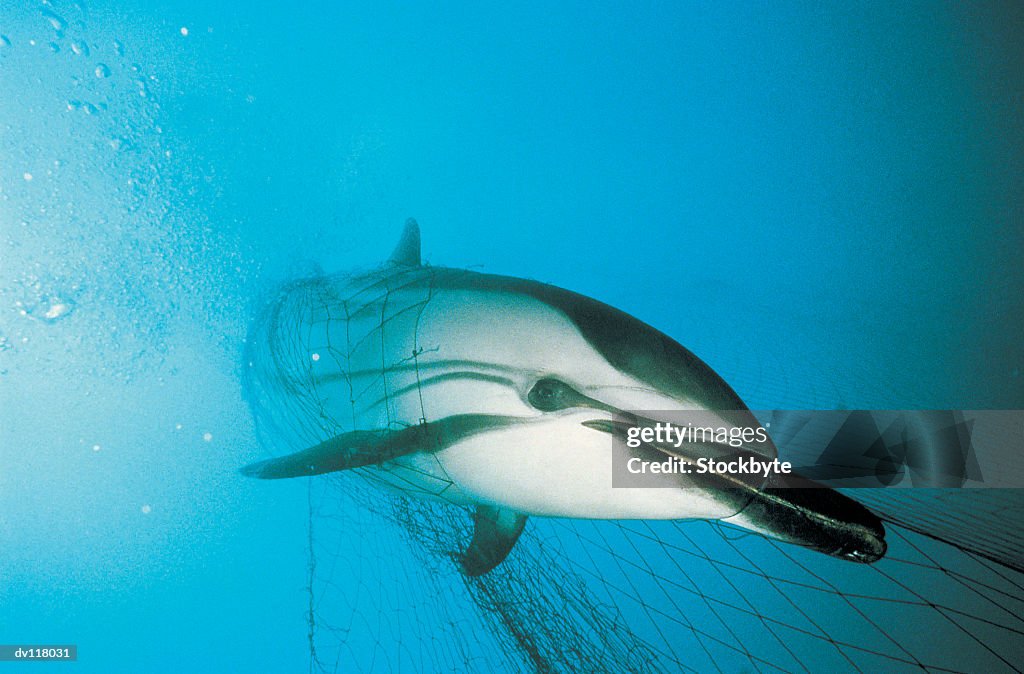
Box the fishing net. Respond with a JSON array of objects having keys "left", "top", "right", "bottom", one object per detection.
[
  {"left": 302, "top": 478, "right": 1023, "bottom": 673},
  {"left": 244, "top": 270, "right": 1024, "bottom": 674}
]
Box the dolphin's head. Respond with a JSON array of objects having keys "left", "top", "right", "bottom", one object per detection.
[
  {"left": 416, "top": 273, "right": 771, "bottom": 514},
  {"left": 419, "top": 271, "right": 885, "bottom": 563}
]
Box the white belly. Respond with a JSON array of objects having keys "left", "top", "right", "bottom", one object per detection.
[{"left": 365, "top": 412, "right": 738, "bottom": 521}]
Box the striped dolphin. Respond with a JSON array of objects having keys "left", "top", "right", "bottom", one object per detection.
[{"left": 242, "top": 220, "right": 886, "bottom": 575}]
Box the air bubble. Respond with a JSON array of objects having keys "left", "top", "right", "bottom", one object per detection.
[
  {"left": 42, "top": 300, "right": 75, "bottom": 322},
  {"left": 95, "top": 63, "right": 110, "bottom": 78},
  {"left": 109, "top": 136, "right": 133, "bottom": 152},
  {"left": 41, "top": 9, "right": 67, "bottom": 32},
  {"left": 18, "top": 294, "right": 77, "bottom": 323},
  {"left": 70, "top": 40, "right": 89, "bottom": 56}
]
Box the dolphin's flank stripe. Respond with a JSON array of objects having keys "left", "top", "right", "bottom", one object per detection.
[
  {"left": 310, "top": 359, "right": 524, "bottom": 385},
  {"left": 367, "top": 372, "right": 518, "bottom": 409}
]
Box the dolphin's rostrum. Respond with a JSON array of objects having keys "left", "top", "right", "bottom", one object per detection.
[{"left": 242, "top": 219, "right": 886, "bottom": 574}]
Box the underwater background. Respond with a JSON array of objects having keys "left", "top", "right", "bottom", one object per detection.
[{"left": 1, "top": 2, "right": 1022, "bottom": 672}]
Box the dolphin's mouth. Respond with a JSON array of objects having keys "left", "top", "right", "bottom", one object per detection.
[
  {"left": 582, "top": 416, "right": 887, "bottom": 564},
  {"left": 738, "top": 469, "right": 887, "bottom": 563}
]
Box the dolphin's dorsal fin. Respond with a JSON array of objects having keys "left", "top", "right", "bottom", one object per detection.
[
  {"left": 460, "top": 506, "right": 527, "bottom": 576},
  {"left": 388, "top": 218, "right": 421, "bottom": 266}
]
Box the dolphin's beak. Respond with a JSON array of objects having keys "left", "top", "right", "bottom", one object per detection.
[
  {"left": 735, "top": 468, "right": 887, "bottom": 563},
  {"left": 581, "top": 415, "right": 887, "bottom": 564}
]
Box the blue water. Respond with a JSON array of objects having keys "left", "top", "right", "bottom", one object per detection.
[{"left": 1, "top": 2, "right": 1021, "bottom": 672}]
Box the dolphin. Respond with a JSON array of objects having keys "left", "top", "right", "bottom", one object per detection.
[{"left": 242, "top": 219, "right": 886, "bottom": 575}]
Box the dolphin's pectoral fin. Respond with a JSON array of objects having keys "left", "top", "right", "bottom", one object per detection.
[
  {"left": 242, "top": 414, "right": 524, "bottom": 480},
  {"left": 240, "top": 428, "right": 425, "bottom": 479},
  {"left": 460, "top": 506, "right": 527, "bottom": 576}
]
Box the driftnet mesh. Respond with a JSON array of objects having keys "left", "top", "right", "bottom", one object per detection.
[{"left": 244, "top": 269, "right": 1024, "bottom": 674}]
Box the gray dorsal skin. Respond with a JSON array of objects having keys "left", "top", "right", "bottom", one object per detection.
[
  {"left": 461, "top": 505, "right": 528, "bottom": 576},
  {"left": 388, "top": 217, "right": 421, "bottom": 266},
  {"left": 241, "top": 413, "right": 524, "bottom": 479}
]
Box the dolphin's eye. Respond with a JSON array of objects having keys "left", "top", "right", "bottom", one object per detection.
[{"left": 528, "top": 378, "right": 580, "bottom": 412}]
